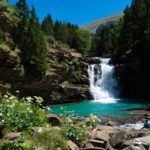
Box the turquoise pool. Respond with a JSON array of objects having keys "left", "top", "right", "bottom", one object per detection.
[{"left": 49, "top": 99, "right": 150, "bottom": 116}]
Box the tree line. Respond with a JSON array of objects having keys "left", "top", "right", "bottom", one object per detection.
[
  {"left": 10, "top": 0, "right": 92, "bottom": 78},
  {"left": 93, "top": 0, "right": 150, "bottom": 98}
]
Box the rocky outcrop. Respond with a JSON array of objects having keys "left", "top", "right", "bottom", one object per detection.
[
  {"left": 84, "top": 57, "right": 101, "bottom": 64},
  {"left": 0, "top": 47, "right": 24, "bottom": 83},
  {"left": 80, "top": 125, "right": 150, "bottom": 150},
  {"left": 12, "top": 46, "right": 91, "bottom": 104}
]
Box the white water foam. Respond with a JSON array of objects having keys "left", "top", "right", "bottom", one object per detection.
[{"left": 88, "top": 58, "right": 119, "bottom": 103}]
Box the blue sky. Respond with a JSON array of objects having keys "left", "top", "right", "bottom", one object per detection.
[{"left": 11, "top": 0, "right": 132, "bottom": 26}]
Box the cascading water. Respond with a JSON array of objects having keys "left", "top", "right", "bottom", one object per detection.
[{"left": 88, "top": 58, "right": 119, "bottom": 103}]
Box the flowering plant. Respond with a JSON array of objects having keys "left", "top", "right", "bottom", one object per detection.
[{"left": 0, "top": 94, "right": 48, "bottom": 131}]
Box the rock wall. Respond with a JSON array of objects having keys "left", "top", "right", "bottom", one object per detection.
[{"left": 113, "top": 55, "right": 150, "bottom": 100}]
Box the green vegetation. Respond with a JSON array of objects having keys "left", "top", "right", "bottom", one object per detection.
[
  {"left": 0, "top": 0, "right": 93, "bottom": 80},
  {"left": 0, "top": 94, "right": 48, "bottom": 131},
  {"left": 62, "top": 115, "right": 99, "bottom": 145},
  {"left": 81, "top": 13, "right": 123, "bottom": 34},
  {"left": 15, "top": 0, "right": 48, "bottom": 77},
  {"left": 74, "top": 29, "right": 92, "bottom": 54},
  {"left": 93, "top": 0, "right": 150, "bottom": 99},
  {"left": 42, "top": 14, "right": 54, "bottom": 37},
  {"left": 0, "top": 94, "right": 100, "bottom": 149}
]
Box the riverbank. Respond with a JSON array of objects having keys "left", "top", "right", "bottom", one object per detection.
[
  {"left": 1, "top": 112, "right": 150, "bottom": 150},
  {"left": 0, "top": 94, "right": 150, "bottom": 149}
]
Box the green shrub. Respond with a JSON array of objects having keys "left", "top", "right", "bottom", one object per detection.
[
  {"left": 0, "top": 94, "right": 48, "bottom": 131},
  {"left": 86, "top": 114, "right": 100, "bottom": 128},
  {"left": 62, "top": 115, "right": 100, "bottom": 145},
  {"left": 62, "top": 121, "right": 87, "bottom": 145},
  {"left": 29, "top": 129, "right": 66, "bottom": 150}
]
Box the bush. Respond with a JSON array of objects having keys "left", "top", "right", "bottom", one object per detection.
[
  {"left": 62, "top": 116, "right": 89, "bottom": 145},
  {"left": 0, "top": 94, "right": 48, "bottom": 131},
  {"left": 62, "top": 123, "right": 87, "bottom": 145},
  {"left": 30, "top": 130, "right": 66, "bottom": 150},
  {"left": 86, "top": 114, "right": 100, "bottom": 128}
]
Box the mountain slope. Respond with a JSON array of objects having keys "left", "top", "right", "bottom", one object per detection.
[{"left": 81, "top": 13, "right": 123, "bottom": 34}]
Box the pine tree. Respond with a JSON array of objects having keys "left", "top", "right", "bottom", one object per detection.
[
  {"left": 54, "top": 20, "right": 62, "bottom": 41},
  {"left": 21, "top": 6, "right": 48, "bottom": 77},
  {"left": 15, "top": 1, "right": 48, "bottom": 78},
  {"left": 13, "top": 0, "right": 29, "bottom": 50},
  {"left": 41, "top": 14, "right": 54, "bottom": 36}
]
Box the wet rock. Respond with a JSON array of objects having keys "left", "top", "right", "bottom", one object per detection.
[
  {"left": 63, "top": 85, "right": 81, "bottom": 98},
  {"left": 47, "top": 114, "right": 63, "bottom": 126},
  {"left": 67, "top": 140, "right": 79, "bottom": 150},
  {"left": 4, "top": 132, "right": 22, "bottom": 140},
  {"left": 84, "top": 57, "right": 101, "bottom": 64},
  {"left": 130, "top": 144, "right": 146, "bottom": 150},
  {"left": 107, "top": 121, "right": 119, "bottom": 127}
]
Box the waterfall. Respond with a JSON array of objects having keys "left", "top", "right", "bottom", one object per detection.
[{"left": 88, "top": 58, "right": 119, "bottom": 103}]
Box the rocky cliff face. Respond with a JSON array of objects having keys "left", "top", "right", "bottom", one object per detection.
[
  {"left": 113, "top": 55, "right": 150, "bottom": 100},
  {"left": 0, "top": 2, "right": 92, "bottom": 104},
  {"left": 13, "top": 45, "right": 92, "bottom": 104}
]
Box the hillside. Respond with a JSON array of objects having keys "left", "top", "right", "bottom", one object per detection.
[{"left": 81, "top": 13, "right": 123, "bottom": 34}]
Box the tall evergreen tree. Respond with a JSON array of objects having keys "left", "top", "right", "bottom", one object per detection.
[
  {"left": 41, "top": 14, "right": 54, "bottom": 36},
  {"left": 54, "top": 20, "right": 62, "bottom": 41},
  {"left": 21, "top": 6, "right": 48, "bottom": 77},
  {"left": 16, "top": 1, "right": 48, "bottom": 78},
  {"left": 13, "top": 0, "right": 29, "bottom": 50}
]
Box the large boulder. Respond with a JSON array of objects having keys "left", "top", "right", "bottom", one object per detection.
[
  {"left": 47, "top": 114, "right": 63, "bottom": 126},
  {"left": 91, "top": 129, "right": 109, "bottom": 149},
  {"left": 109, "top": 128, "right": 137, "bottom": 148},
  {"left": 63, "top": 85, "right": 81, "bottom": 98},
  {"left": 4, "top": 132, "right": 22, "bottom": 141},
  {"left": 62, "top": 85, "right": 91, "bottom": 100}
]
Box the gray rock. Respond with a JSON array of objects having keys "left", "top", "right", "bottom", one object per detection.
[
  {"left": 63, "top": 85, "right": 81, "bottom": 98},
  {"left": 88, "top": 140, "right": 105, "bottom": 148},
  {"left": 4, "top": 132, "right": 22, "bottom": 140},
  {"left": 91, "top": 129, "right": 109, "bottom": 143},
  {"left": 47, "top": 114, "right": 63, "bottom": 126},
  {"left": 84, "top": 57, "right": 101, "bottom": 64},
  {"left": 67, "top": 140, "right": 79, "bottom": 150},
  {"left": 109, "top": 128, "right": 137, "bottom": 147}
]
